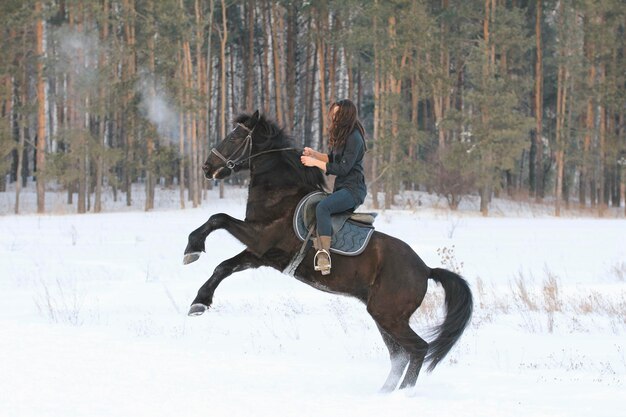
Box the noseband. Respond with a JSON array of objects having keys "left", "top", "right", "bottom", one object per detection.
[{"left": 210, "top": 122, "right": 300, "bottom": 171}]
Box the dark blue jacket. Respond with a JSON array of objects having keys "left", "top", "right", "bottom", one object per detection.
[{"left": 325, "top": 129, "right": 367, "bottom": 205}]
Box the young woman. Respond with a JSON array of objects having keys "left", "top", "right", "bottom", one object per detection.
[{"left": 300, "top": 99, "right": 367, "bottom": 275}]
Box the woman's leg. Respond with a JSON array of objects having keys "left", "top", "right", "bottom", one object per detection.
[
  {"left": 315, "top": 189, "right": 357, "bottom": 236},
  {"left": 314, "top": 189, "right": 356, "bottom": 274}
]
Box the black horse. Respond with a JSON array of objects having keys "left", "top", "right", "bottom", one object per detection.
[{"left": 183, "top": 111, "right": 473, "bottom": 392}]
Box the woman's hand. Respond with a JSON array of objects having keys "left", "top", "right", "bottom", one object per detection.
[
  {"left": 300, "top": 156, "right": 317, "bottom": 167},
  {"left": 300, "top": 155, "right": 327, "bottom": 172},
  {"left": 302, "top": 147, "right": 329, "bottom": 163}
]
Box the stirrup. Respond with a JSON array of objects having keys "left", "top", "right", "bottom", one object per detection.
[{"left": 314, "top": 249, "right": 331, "bottom": 275}]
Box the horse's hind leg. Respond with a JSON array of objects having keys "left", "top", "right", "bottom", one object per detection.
[
  {"left": 188, "top": 250, "right": 261, "bottom": 316},
  {"left": 368, "top": 292, "right": 428, "bottom": 391},
  {"left": 398, "top": 342, "right": 428, "bottom": 389},
  {"left": 376, "top": 324, "right": 410, "bottom": 393},
  {"left": 375, "top": 318, "right": 428, "bottom": 390}
]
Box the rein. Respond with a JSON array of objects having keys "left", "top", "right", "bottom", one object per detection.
[
  {"left": 234, "top": 146, "right": 302, "bottom": 166},
  {"left": 211, "top": 122, "right": 301, "bottom": 169}
]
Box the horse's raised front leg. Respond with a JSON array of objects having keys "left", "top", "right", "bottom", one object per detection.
[
  {"left": 188, "top": 249, "right": 262, "bottom": 316},
  {"left": 184, "top": 213, "right": 258, "bottom": 264}
]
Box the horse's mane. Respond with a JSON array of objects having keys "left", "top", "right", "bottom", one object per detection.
[{"left": 235, "top": 113, "right": 326, "bottom": 192}]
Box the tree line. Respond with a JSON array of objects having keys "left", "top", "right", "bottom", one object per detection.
[{"left": 0, "top": 0, "right": 624, "bottom": 216}]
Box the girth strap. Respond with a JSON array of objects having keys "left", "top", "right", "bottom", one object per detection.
[{"left": 283, "top": 225, "right": 315, "bottom": 276}]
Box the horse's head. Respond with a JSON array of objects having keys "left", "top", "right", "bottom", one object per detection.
[
  {"left": 202, "top": 110, "right": 261, "bottom": 180},
  {"left": 202, "top": 111, "right": 325, "bottom": 190}
]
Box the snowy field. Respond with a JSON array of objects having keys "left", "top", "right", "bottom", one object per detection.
[{"left": 1, "top": 185, "right": 625, "bottom": 417}]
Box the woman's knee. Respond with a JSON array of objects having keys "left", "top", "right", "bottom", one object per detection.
[{"left": 316, "top": 199, "right": 331, "bottom": 217}]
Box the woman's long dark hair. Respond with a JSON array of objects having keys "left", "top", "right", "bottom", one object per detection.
[{"left": 327, "top": 99, "right": 366, "bottom": 151}]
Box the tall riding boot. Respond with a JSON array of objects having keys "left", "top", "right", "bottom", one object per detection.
[{"left": 314, "top": 235, "right": 332, "bottom": 275}]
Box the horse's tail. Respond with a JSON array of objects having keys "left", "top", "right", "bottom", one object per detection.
[{"left": 425, "top": 268, "right": 473, "bottom": 372}]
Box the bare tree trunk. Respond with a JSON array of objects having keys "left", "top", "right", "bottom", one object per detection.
[
  {"left": 479, "top": 0, "right": 493, "bottom": 217},
  {"left": 95, "top": 116, "right": 105, "bottom": 213},
  {"left": 183, "top": 40, "right": 199, "bottom": 207},
  {"left": 123, "top": 0, "right": 136, "bottom": 207},
  {"left": 581, "top": 20, "right": 595, "bottom": 208},
  {"left": 357, "top": 63, "right": 362, "bottom": 118},
  {"left": 617, "top": 110, "right": 626, "bottom": 216},
  {"left": 329, "top": 16, "right": 338, "bottom": 104},
  {"left": 285, "top": 1, "right": 297, "bottom": 131},
  {"left": 533, "top": 0, "right": 543, "bottom": 201},
  {"left": 555, "top": 63, "right": 566, "bottom": 216},
  {"left": 244, "top": 0, "right": 255, "bottom": 111},
  {"left": 36, "top": 1, "right": 46, "bottom": 213},
  {"left": 182, "top": 39, "right": 192, "bottom": 205},
  {"left": 229, "top": 43, "right": 236, "bottom": 119},
  {"left": 268, "top": 1, "right": 284, "bottom": 126},
  {"left": 178, "top": 48, "right": 186, "bottom": 209},
  {"left": 205, "top": 0, "right": 215, "bottom": 196},
  {"left": 345, "top": 48, "right": 354, "bottom": 102},
  {"left": 432, "top": 85, "right": 445, "bottom": 148},
  {"left": 304, "top": 33, "right": 317, "bottom": 148},
  {"left": 554, "top": 0, "right": 570, "bottom": 217},
  {"left": 77, "top": 9, "right": 87, "bottom": 214},
  {"left": 15, "top": 110, "right": 25, "bottom": 214},
  {"left": 261, "top": 3, "right": 271, "bottom": 115},
  {"left": 598, "top": 59, "right": 607, "bottom": 213},
  {"left": 435, "top": 0, "right": 449, "bottom": 149},
  {"left": 563, "top": 79, "right": 574, "bottom": 209},
  {"left": 195, "top": 0, "right": 207, "bottom": 202},
  {"left": 384, "top": 103, "right": 393, "bottom": 209},
  {"left": 385, "top": 17, "right": 409, "bottom": 209},
  {"left": 371, "top": 4, "right": 380, "bottom": 210},
  {"left": 13, "top": 42, "right": 24, "bottom": 212},
  {"left": 317, "top": 9, "right": 327, "bottom": 149},
  {"left": 219, "top": 0, "right": 228, "bottom": 199},
  {"left": 95, "top": 0, "right": 109, "bottom": 213},
  {"left": 144, "top": 0, "right": 156, "bottom": 211},
  {"left": 409, "top": 54, "right": 419, "bottom": 161},
  {"left": 1, "top": 68, "right": 12, "bottom": 193}
]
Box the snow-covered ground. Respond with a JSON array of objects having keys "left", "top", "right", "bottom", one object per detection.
[{"left": 1, "top": 185, "right": 625, "bottom": 417}]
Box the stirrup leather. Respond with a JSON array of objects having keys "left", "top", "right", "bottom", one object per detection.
[{"left": 314, "top": 249, "right": 331, "bottom": 275}]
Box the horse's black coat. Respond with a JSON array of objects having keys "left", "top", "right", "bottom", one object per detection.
[{"left": 184, "top": 111, "right": 473, "bottom": 392}]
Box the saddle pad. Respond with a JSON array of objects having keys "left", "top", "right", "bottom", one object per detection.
[{"left": 293, "top": 191, "right": 375, "bottom": 256}]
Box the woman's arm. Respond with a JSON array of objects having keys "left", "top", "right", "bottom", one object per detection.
[
  {"left": 325, "top": 132, "right": 364, "bottom": 177},
  {"left": 300, "top": 155, "right": 327, "bottom": 172},
  {"left": 303, "top": 147, "right": 329, "bottom": 163}
]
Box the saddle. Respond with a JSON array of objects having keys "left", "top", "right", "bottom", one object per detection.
[{"left": 293, "top": 191, "right": 376, "bottom": 256}]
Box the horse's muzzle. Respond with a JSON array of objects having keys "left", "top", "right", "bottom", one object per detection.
[{"left": 202, "top": 163, "right": 211, "bottom": 178}]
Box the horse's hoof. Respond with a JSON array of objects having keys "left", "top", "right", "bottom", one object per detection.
[
  {"left": 188, "top": 303, "right": 208, "bottom": 316},
  {"left": 183, "top": 252, "right": 201, "bottom": 265}
]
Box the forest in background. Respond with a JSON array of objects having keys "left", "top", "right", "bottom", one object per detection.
[{"left": 0, "top": 0, "right": 624, "bottom": 216}]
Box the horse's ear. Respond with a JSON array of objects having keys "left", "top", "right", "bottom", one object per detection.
[{"left": 250, "top": 110, "right": 260, "bottom": 127}]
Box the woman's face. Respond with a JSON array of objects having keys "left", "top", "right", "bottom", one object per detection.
[{"left": 331, "top": 105, "right": 340, "bottom": 121}]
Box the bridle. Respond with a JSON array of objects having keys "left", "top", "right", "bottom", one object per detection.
[
  {"left": 210, "top": 122, "right": 301, "bottom": 172},
  {"left": 211, "top": 123, "right": 255, "bottom": 170}
]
